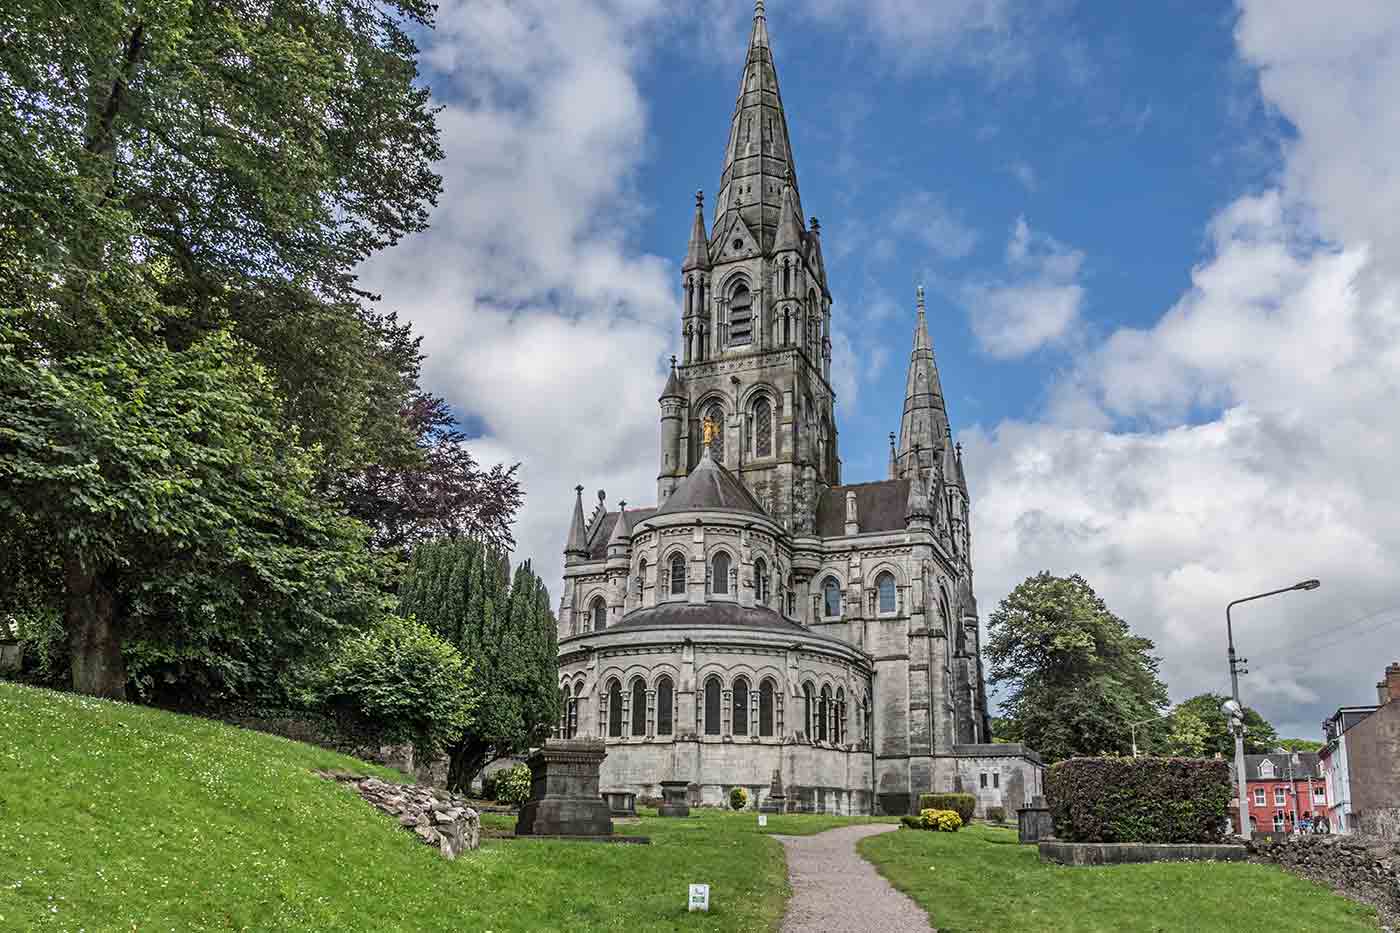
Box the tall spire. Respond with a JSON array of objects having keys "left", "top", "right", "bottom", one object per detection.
[
  {"left": 713, "top": 0, "right": 802, "bottom": 253},
  {"left": 896, "top": 286, "right": 949, "bottom": 480},
  {"left": 683, "top": 189, "right": 711, "bottom": 272},
  {"left": 564, "top": 485, "right": 589, "bottom": 559}
]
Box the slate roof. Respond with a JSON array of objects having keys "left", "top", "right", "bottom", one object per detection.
[
  {"left": 606, "top": 601, "right": 809, "bottom": 635},
  {"left": 653, "top": 453, "right": 768, "bottom": 518},
  {"left": 814, "top": 479, "right": 910, "bottom": 537},
  {"left": 1245, "top": 752, "right": 1322, "bottom": 780},
  {"left": 586, "top": 508, "right": 657, "bottom": 561}
]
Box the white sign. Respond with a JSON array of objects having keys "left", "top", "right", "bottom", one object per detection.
[
  {"left": 758, "top": 814, "right": 768, "bottom": 827},
  {"left": 688, "top": 884, "right": 710, "bottom": 913}
]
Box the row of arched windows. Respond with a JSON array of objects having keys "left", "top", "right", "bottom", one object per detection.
[
  {"left": 701, "top": 393, "right": 778, "bottom": 463},
  {"left": 817, "top": 572, "right": 898, "bottom": 619},
  {"left": 572, "top": 674, "right": 864, "bottom": 745}
]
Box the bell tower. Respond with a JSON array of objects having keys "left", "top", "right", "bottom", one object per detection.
[{"left": 659, "top": 0, "right": 837, "bottom": 533}]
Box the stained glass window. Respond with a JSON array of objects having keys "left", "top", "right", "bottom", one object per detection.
[
  {"left": 705, "top": 678, "right": 722, "bottom": 735},
  {"left": 712, "top": 551, "right": 730, "bottom": 594},
  {"left": 706, "top": 403, "right": 725, "bottom": 462},
  {"left": 670, "top": 553, "right": 686, "bottom": 595},
  {"left": 607, "top": 679, "right": 622, "bottom": 737},
  {"left": 657, "top": 677, "right": 674, "bottom": 735},
  {"left": 631, "top": 679, "right": 647, "bottom": 736},
  {"left": 760, "top": 680, "right": 775, "bottom": 736},
  {"left": 733, "top": 677, "right": 749, "bottom": 736},
  {"left": 877, "top": 572, "right": 896, "bottom": 613}
]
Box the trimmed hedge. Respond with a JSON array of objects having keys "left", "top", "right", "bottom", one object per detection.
[
  {"left": 1046, "top": 757, "right": 1232, "bottom": 843},
  {"left": 729, "top": 787, "right": 749, "bottom": 810},
  {"left": 986, "top": 806, "right": 1006, "bottom": 824},
  {"left": 918, "top": 793, "right": 975, "bottom": 823}
]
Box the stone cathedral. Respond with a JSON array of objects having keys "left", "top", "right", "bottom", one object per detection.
[{"left": 553, "top": 1, "right": 1042, "bottom": 816}]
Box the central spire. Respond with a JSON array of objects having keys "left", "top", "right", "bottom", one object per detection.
[
  {"left": 896, "top": 286, "right": 950, "bottom": 480},
  {"left": 713, "top": 0, "right": 802, "bottom": 254}
]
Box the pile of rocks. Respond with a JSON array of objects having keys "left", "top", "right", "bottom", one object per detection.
[
  {"left": 316, "top": 770, "right": 481, "bottom": 859},
  {"left": 1249, "top": 834, "right": 1400, "bottom": 930}
]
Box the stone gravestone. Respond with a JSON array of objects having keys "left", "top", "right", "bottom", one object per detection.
[
  {"left": 759, "top": 769, "right": 787, "bottom": 814},
  {"left": 658, "top": 780, "right": 691, "bottom": 817},
  {"left": 515, "top": 739, "right": 613, "bottom": 836},
  {"left": 1018, "top": 794, "right": 1055, "bottom": 844}
]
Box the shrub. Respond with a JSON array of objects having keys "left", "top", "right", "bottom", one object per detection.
[
  {"left": 1046, "top": 757, "right": 1232, "bottom": 843},
  {"left": 918, "top": 793, "right": 975, "bottom": 824},
  {"left": 308, "top": 614, "right": 476, "bottom": 760},
  {"left": 900, "top": 815, "right": 921, "bottom": 829},
  {"left": 730, "top": 787, "right": 749, "bottom": 810},
  {"left": 916, "top": 808, "right": 962, "bottom": 831},
  {"left": 493, "top": 763, "right": 533, "bottom": 806},
  {"left": 986, "top": 806, "right": 1006, "bottom": 824}
]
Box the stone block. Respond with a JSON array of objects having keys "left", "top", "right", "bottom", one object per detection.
[
  {"left": 1038, "top": 841, "right": 1248, "bottom": 866},
  {"left": 516, "top": 739, "right": 614, "bottom": 837},
  {"left": 1018, "top": 797, "right": 1054, "bottom": 844}
]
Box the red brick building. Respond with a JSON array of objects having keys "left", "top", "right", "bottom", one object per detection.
[{"left": 1228, "top": 751, "right": 1327, "bottom": 834}]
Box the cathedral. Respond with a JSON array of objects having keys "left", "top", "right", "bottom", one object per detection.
[{"left": 553, "top": 1, "right": 1042, "bottom": 816}]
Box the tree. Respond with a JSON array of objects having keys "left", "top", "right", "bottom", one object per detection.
[
  {"left": 399, "top": 539, "right": 559, "bottom": 793},
  {"left": 0, "top": 315, "right": 387, "bottom": 698},
  {"left": 1163, "top": 708, "right": 1210, "bottom": 758},
  {"left": 1277, "top": 737, "right": 1321, "bottom": 753},
  {"left": 0, "top": 0, "right": 527, "bottom": 695},
  {"left": 1172, "top": 693, "right": 1281, "bottom": 757},
  {"left": 985, "top": 572, "right": 1169, "bottom": 762}
]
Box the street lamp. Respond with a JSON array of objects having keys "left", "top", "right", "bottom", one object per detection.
[{"left": 1226, "top": 579, "right": 1320, "bottom": 839}]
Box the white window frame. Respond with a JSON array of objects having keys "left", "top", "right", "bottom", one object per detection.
[{"left": 1254, "top": 788, "right": 1266, "bottom": 806}]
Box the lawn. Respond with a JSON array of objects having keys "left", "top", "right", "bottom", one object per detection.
[
  {"left": 0, "top": 682, "right": 881, "bottom": 932},
  {"left": 859, "top": 822, "right": 1380, "bottom": 933}
]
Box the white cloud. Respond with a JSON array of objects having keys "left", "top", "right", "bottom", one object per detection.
[
  {"left": 1009, "top": 160, "right": 1037, "bottom": 191},
  {"left": 962, "top": 216, "right": 1085, "bottom": 358},
  {"left": 359, "top": 0, "right": 678, "bottom": 596},
  {"left": 966, "top": 0, "right": 1400, "bottom": 737},
  {"left": 888, "top": 190, "right": 980, "bottom": 261}
]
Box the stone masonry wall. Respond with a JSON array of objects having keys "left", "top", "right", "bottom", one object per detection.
[{"left": 1249, "top": 835, "right": 1400, "bottom": 929}]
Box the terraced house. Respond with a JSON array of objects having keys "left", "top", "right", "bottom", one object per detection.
[{"left": 550, "top": 1, "right": 1041, "bottom": 817}]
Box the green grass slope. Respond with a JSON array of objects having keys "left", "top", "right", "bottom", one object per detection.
[
  {"left": 860, "top": 823, "right": 1379, "bottom": 932},
  {"left": 0, "top": 683, "right": 824, "bottom": 932}
]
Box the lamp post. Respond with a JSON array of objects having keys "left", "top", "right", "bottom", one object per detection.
[{"left": 1226, "top": 579, "right": 1320, "bottom": 839}]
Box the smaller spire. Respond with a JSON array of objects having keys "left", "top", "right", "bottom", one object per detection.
[
  {"left": 773, "top": 177, "right": 805, "bottom": 253},
  {"left": 955, "top": 441, "right": 968, "bottom": 491},
  {"left": 608, "top": 500, "right": 631, "bottom": 548},
  {"left": 915, "top": 285, "right": 931, "bottom": 351},
  {"left": 887, "top": 432, "right": 897, "bottom": 480},
  {"left": 683, "top": 189, "right": 711, "bottom": 272},
  {"left": 565, "top": 485, "right": 589, "bottom": 557},
  {"left": 660, "top": 354, "right": 684, "bottom": 399}
]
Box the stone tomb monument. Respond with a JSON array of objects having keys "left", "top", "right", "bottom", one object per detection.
[
  {"left": 658, "top": 780, "right": 691, "bottom": 817},
  {"left": 515, "top": 739, "right": 613, "bottom": 836},
  {"left": 1018, "top": 795, "right": 1055, "bottom": 844},
  {"left": 759, "top": 770, "right": 787, "bottom": 814}
]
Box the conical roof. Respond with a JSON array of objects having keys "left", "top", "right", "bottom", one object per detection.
[
  {"left": 564, "top": 485, "right": 589, "bottom": 556},
  {"left": 660, "top": 356, "right": 684, "bottom": 400},
  {"left": 773, "top": 177, "right": 805, "bottom": 254},
  {"left": 712, "top": 0, "right": 803, "bottom": 254},
  {"left": 896, "top": 286, "right": 949, "bottom": 478},
  {"left": 607, "top": 502, "right": 631, "bottom": 547},
  {"left": 683, "top": 189, "right": 711, "bottom": 272},
  {"left": 654, "top": 446, "right": 768, "bottom": 517}
]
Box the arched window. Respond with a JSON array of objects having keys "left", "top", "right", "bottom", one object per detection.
[
  {"left": 836, "top": 688, "right": 846, "bottom": 744},
  {"left": 656, "top": 676, "right": 674, "bottom": 736},
  {"left": 567, "top": 683, "right": 580, "bottom": 738},
  {"left": 733, "top": 677, "right": 750, "bottom": 736},
  {"left": 729, "top": 284, "right": 753, "bottom": 345},
  {"left": 759, "top": 679, "right": 775, "bottom": 737},
  {"left": 591, "top": 596, "right": 606, "bottom": 632},
  {"left": 558, "top": 684, "right": 569, "bottom": 738},
  {"left": 782, "top": 260, "right": 791, "bottom": 296},
  {"left": 705, "top": 401, "right": 725, "bottom": 463},
  {"left": 712, "top": 551, "right": 730, "bottom": 595},
  {"left": 637, "top": 558, "right": 648, "bottom": 596},
  {"left": 705, "top": 677, "right": 722, "bottom": 736},
  {"left": 755, "top": 557, "right": 769, "bottom": 603},
  {"left": 607, "top": 679, "right": 623, "bottom": 738},
  {"left": 823, "top": 577, "right": 841, "bottom": 617},
  {"left": 670, "top": 553, "right": 687, "bottom": 595},
  {"left": 753, "top": 396, "right": 772, "bottom": 458},
  {"left": 786, "top": 576, "right": 796, "bottom": 616},
  {"left": 818, "top": 686, "right": 831, "bottom": 742},
  {"left": 877, "top": 572, "right": 896, "bottom": 614},
  {"left": 803, "top": 682, "right": 814, "bottom": 739},
  {"left": 631, "top": 678, "right": 647, "bottom": 737}
]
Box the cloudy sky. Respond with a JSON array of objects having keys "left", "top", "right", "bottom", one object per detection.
[{"left": 360, "top": 0, "right": 1400, "bottom": 740}]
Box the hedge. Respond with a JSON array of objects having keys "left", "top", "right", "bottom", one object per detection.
[
  {"left": 1045, "top": 757, "right": 1232, "bottom": 843},
  {"left": 918, "top": 793, "right": 975, "bottom": 823}
]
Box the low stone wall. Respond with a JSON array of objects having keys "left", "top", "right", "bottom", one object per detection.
[
  {"left": 1248, "top": 835, "right": 1400, "bottom": 929},
  {"left": 316, "top": 770, "right": 480, "bottom": 859},
  {"left": 1039, "top": 841, "right": 1248, "bottom": 866}
]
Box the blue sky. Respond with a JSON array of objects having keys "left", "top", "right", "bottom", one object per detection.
[{"left": 362, "top": 0, "right": 1400, "bottom": 740}]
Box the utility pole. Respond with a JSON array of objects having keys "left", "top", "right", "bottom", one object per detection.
[{"left": 1225, "top": 579, "right": 1320, "bottom": 839}]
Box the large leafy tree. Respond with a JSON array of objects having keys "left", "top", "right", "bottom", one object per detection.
[
  {"left": 0, "top": 0, "right": 527, "bottom": 696},
  {"left": 1170, "top": 693, "right": 1281, "bottom": 757},
  {"left": 985, "top": 572, "right": 1169, "bottom": 762},
  {"left": 399, "top": 539, "right": 559, "bottom": 793}
]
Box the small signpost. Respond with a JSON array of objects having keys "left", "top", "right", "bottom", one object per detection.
[
  {"left": 758, "top": 814, "right": 768, "bottom": 827},
  {"left": 688, "top": 883, "right": 710, "bottom": 913}
]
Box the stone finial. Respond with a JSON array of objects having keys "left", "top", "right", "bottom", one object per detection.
[
  {"left": 844, "top": 489, "right": 859, "bottom": 535},
  {"left": 917, "top": 284, "right": 926, "bottom": 311},
  {"left": 696, "top": 188, "right": 704, "bottom": 207}
]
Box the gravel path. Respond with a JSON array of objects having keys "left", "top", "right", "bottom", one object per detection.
[{"left": 774, "top": 823, "right": 934, "bottom": 933}]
